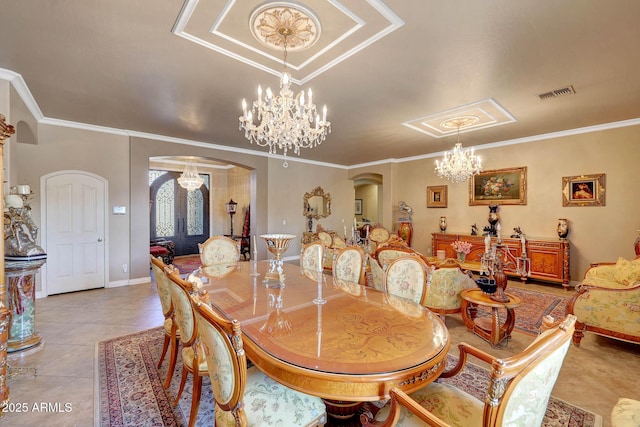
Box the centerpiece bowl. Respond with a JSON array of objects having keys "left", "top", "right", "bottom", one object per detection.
[{"left": 260, "top": 234, "right": 296, "bottom": 283}]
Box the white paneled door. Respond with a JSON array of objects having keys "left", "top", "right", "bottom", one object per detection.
[{"left": 44, "top": 172, "right": 106, "bottom": 295}]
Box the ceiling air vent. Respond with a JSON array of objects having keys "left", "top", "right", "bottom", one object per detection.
[{"left": 538, "top": 85, "right": 576, "bottom": 101}]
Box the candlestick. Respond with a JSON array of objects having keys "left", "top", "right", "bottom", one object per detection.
[
  {"left": 484, "top": 234, "right": 490, "bottom": 254},
  {"left": 252, "top": 235, "right": 257, "bottom": 253},
  {"left": 313, "top": 270, "right": 326, "bottom": 305}
]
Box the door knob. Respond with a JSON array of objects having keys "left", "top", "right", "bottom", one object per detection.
[{"left": 98, "top": 238, "right": 103, "bottom": 242}]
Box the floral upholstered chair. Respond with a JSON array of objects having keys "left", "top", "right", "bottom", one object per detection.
[
  {"left": 367, "top": 254, "right": 386, "bottom": 291},
  {"left": 362, "top": 315, "right": 577, "bottom": 427},
  {"left": 300, "top": 241, "right": 325, "bottom": 273},
  {"left": 568, "top": 255, "right": 640, "bottom": 346},
  {"left": 165, "top": 270, "right": 210, "bottom": 427},
  {"left": 198, "top": 235, "right": 240, "bottom": 266},
  {"left": 383, "top": 256, "right": 430, "bottom": 305},
  {"left": 317, "top": 231, "right": 336, "bottom": 271},
  {"left": 424, "top": 259, "right": 475, "bottom": 321},
  {"left": 190, "top": 294, "right": 327, "bottom": 426},
  {"left": 150, "top": 255, "right": 180, "bottom": 386},
  {"left": 333, "top": 246, "right": 366, "bottom": 284}
]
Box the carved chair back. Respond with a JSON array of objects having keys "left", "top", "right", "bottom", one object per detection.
[
  {"left": 383, "top": 256, "right": 430, "bottom": 305},
  {"left": 199, "top": 235, "right": 240, "bottom": 266}
]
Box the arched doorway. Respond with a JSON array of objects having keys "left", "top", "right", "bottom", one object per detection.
[{"left": 353, "top": 173, "right": 383, "bottom": 224}]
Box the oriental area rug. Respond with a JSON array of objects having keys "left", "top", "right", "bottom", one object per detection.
[
  {"left": 477, "top": 287, "right": 570, "bottom": 336},
  {"left": 97, "top": 327, "right": 601, "bottom": 427}
]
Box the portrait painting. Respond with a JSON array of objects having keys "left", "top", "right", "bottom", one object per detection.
[{"left": 562, "top": 173, "right": 606, "bottom": 206}]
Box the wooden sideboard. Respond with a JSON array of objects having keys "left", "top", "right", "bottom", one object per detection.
[{"left": 432, "top": 233, "right": 570, "bottom": 288}]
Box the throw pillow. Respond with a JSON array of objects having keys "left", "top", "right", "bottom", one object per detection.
[{"left": 613, "top": 257, "right": 640, "bottom": 286}]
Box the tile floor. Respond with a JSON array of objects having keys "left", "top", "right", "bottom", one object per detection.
[{"left": 2, "top": 273, "right": 639, "bottom": 426}]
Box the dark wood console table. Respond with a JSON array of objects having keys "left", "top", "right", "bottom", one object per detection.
[{"left": 432, "top": 233, "right": 570, "bottom": 288}]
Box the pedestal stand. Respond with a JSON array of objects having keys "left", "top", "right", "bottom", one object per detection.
[{"left": 5, "top": 258, "right": 46, "bottom": 353}]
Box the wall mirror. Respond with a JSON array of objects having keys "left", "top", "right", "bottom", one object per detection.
[{"left": 303, "top": 187, "right": 331, "bottom": 220}]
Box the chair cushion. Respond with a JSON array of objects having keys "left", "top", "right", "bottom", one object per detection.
[
  {"left": 334, "top": 249, "right": 363, "bottom": 283},
  {"left": 215, "top": 365, "right": 327, "bottom": 426},
  {"left": 374, "top": 382, "right": 483, "bottom": 427},
  {"left": 611, "top": 397, "right": 640, "bottom": 427}
]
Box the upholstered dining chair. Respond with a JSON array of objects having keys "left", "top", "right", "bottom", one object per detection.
[
  {"left": 190, "top": 293, "right": 327, "bottom": 426},
  {"left": 362, "top": 314, "right": 577, "bottom": 427},
  {"left": 300, "top": 240, "right": 325, "bottom": 272},
  {"left": 367, "top": 254, "right": 385, "bottom": 291},
  {"left": 424, "top": 258, "right": 475, "bottom": 322},
  {"left": 332, "top": 245, "right": 366, "bottom": 284},
  {"left": 383, "top": 256, "right": 430, "bottom": 305},
  {"left": 149, "top": 255, "right": 180, "bottom": 387},
  {"left": 198, "top": 235, "right": 240, "bottom": 266},
  {"left": 166, "top": 271, "right": 208, "bottom": 427}
]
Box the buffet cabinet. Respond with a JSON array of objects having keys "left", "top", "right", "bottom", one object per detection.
[{"left": 432, "top": 233, "right": 570, "bottom": 287}]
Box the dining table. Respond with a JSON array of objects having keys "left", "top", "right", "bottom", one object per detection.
[{"left": 197, "top": 260, "right": 450, "bottom": 418}]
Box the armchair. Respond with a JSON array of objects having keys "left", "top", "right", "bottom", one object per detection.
[
  {"left": 567, "top": 255, "right": 640, "bottom": 346},
  {"left": 362, "top": 315, "right": 577, "bottom": 427},
  {"left": 424, "top": 259, "right": 476, "bottom": 322}
]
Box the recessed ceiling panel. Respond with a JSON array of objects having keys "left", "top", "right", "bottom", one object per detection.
[
  {"left": 402, "top": 98, "right": 517, "bottom": 138},
  {"left": 172, "top": 0, "right": 404, "bottom": 84}
]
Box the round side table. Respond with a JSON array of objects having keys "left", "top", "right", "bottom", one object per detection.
[{"left": 460, "top": 288, "right": 522, "bottom": 347}]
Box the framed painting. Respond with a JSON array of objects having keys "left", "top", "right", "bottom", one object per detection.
[
  {"left": 427, "top": 185, "right": 447, "bottom": 208},
  {"left": 355, "top": 199, "right": 363, "bottom": 215},
  {"left": 469, "top": 167, "right": 527, "bottom": 206},
  {"left": 562, "top": 173, "right": 605, "bottom": 206}
]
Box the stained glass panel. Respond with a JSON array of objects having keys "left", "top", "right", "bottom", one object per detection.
[
  {"left": 155, "top": 180, "right": 175, "bottom": 237},
  {"left": 187, "top": 189, "right": 203, "bottom": 236}
]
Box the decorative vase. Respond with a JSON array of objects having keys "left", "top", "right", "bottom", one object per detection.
[
  {"left": 457, "top": 252, "right": 466, "bottom": 264},
  {"left": 439, "top": 216, "right": 447, "bottom": 232},
  {"left": 557, "top": 218, "right": 569, "bottom": 239},
  {"left": 487, "top": 205, "right": 499, "bottom": 237},
  {"left": 398, "top": 221, "right": 413, "bottom": 246}
]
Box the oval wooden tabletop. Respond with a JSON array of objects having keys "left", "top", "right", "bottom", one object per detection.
[{"left": 199, "top": 261, "right": 450, "bottom": 400}]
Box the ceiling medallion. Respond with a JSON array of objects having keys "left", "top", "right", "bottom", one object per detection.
[
  {"left": 250, "top": 3, "right": 321, "bottom": 52},
  {"left": 241, "top": 3, "right": 330, "bottom": 167},
  {"left": 440, "top": 116, "right": 480, "bottom": 130}
]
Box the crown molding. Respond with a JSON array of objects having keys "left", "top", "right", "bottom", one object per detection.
[{"left": 1, "top": 68, "right": 638, "bottom": 172}]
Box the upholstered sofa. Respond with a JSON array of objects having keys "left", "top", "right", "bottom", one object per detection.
[{"left": 567, "top": 255, "right": 640, "bottom": 346}]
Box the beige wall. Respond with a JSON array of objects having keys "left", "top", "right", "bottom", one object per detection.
[
  {"left": 267, "top": 158, "right": 352, "bottom": 256},
  {"left": 393, "top": 126, "right": 640, "bottom": 283},
  {"left": 16, "top": 123, "right": 130, "bottom": 287},
  {"left": 5, "top": 81, "right": 639, "bottom": 291}
]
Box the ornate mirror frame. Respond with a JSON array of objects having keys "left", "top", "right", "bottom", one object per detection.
[{"left": 303, "top": 186, "right": 331, "bottom": 220}]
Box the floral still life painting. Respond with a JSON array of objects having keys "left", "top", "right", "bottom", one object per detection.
[{"left": 469, "top": 167, "right": 527, "bottom": 205}]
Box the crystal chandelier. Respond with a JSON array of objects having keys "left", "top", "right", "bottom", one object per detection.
[
  {"left": 435, "top": 117, "right": 483, "bottom": 184},
  {"left": 177, "top": 161, "right": 204, "bottom": 192},
  {"left": 239, "top": 4, "right": 330, "bottom": 168}
]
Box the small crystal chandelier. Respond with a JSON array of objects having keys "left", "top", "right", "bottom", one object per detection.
[
  {"left": 435, "top": 117, "right": 483, "bottom": 184},
  {"left": 239, "top": 4, "right": 330, "bottom": 168},
  {"left": 177, "top": 160, "right": 204, "bottom": 192}
]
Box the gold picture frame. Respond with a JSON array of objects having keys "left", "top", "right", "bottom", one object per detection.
[
  {"left": 427, "top": 185, "right": 447, "bottom": 208},
  {"left": 562, "top": 173, "right": 606, "bottom": 207},
  {"left": 469, "top": 167, "right": 527, "bottom": 206}
]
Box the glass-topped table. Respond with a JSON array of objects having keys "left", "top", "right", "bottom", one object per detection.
[{"left": 198, "top": 261, "right": 450, "bottom": 409}]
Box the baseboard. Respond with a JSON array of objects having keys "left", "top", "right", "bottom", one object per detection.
[{"left": 107, "top": 277, "right": 150, "bottom": 288}]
